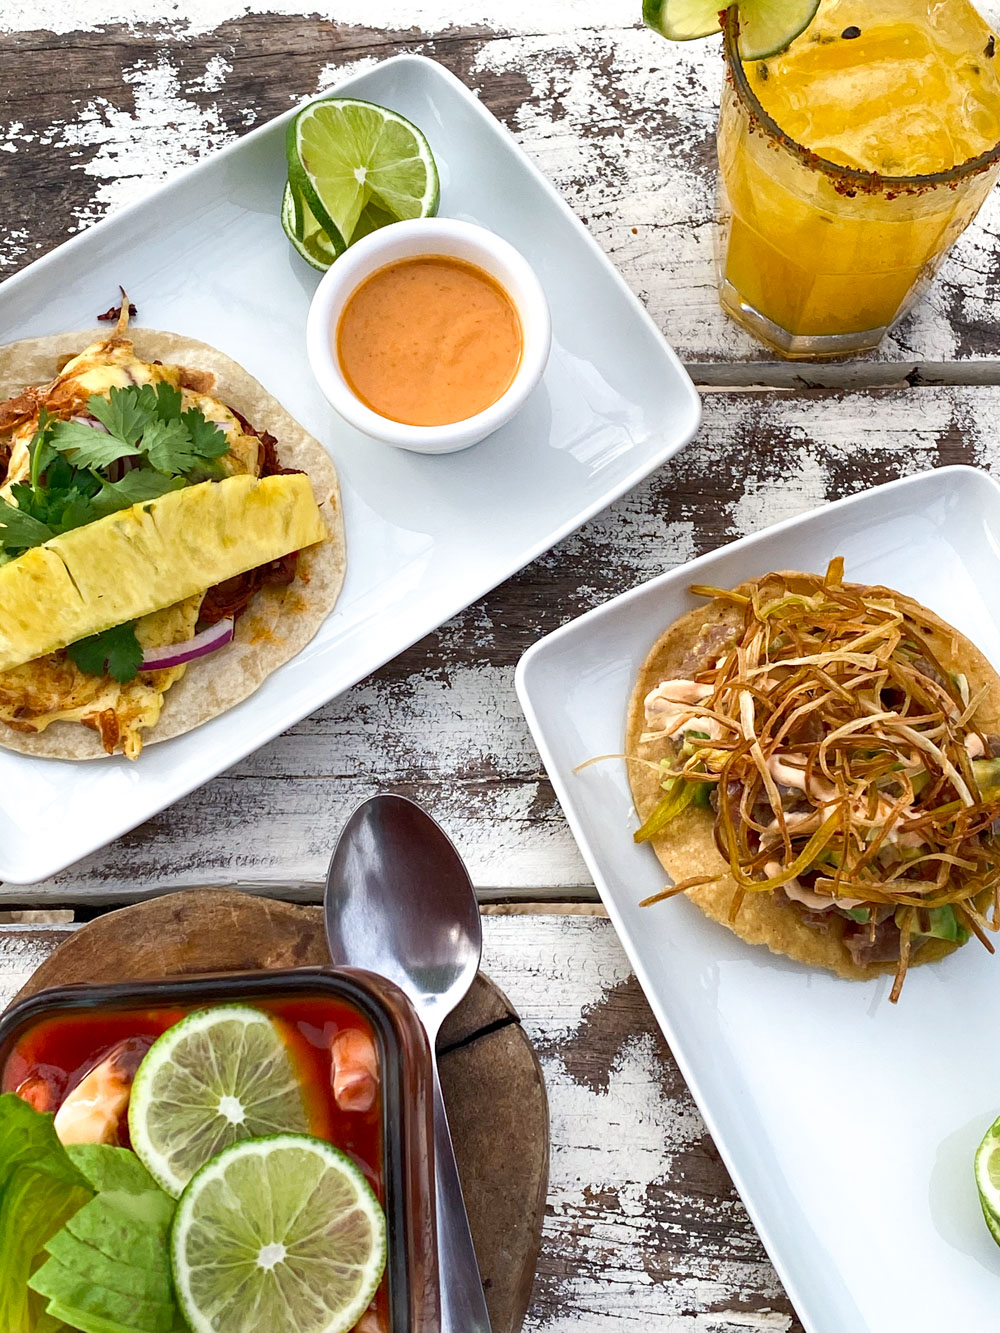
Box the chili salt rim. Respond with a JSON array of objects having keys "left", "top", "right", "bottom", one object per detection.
[{"left": 722, "top": 4, "right": 1000, "bottom": 198}]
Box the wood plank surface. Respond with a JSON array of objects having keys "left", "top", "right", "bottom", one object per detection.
[
  {"left": 0, "top": 913, "right": 804, "bottom": 1333},
  {"left": 2, "top": 0, "right": 1000, "bottom": 373},
  {"left": 2, "top": 381, "right": 995, "bottom": 904},
  {"left": 2, "top": 10, "right": 993, "bottom": 1331}
]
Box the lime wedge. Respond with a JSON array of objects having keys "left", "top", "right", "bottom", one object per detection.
[
  {"left": 128, "top": 1005, "right": 310, "bottom": 1197},
  {"left": 281, "top": 179, "right": 339, "bottom": 271},
  {"left": 171, "top": 1134, "right": 386, "bottom": 1333},
  {"left": 976, "top": 1115, "right": 1000, "bottom": 1226},
  {"left": 287, "top": 97, "right": 439, "bottom": 252},
  {"left": 644, "top": 0, "right": 820, "bottom": 60},
  {"left": 642, "top": 0, "right": 724, "bottom": 40}
]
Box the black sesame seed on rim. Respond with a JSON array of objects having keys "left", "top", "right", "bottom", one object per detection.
[
  {"left": 986, "top": 34, "right": 996, "bottom": 59},
  {"left": 842, "top": 25, "right": 861, "bottom": 39}
]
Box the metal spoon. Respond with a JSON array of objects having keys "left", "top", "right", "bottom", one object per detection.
[{"left": 325, "top": 794, "right": 493, "bottom": 1333}]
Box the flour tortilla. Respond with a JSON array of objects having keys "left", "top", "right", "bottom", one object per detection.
[
  {"left": 626, "top": 573, "right": 1000, "bottom": 980},
  {"left": 0, "top": 327, "right": 346, "bottom": 759}
]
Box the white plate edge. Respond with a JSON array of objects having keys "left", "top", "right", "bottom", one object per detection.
[
  {"left": 513, "top": 462, "right": 1000, "bottom": 1333},
  {"left": 0, "top": 53, "right": 703, "bottom": 883}
]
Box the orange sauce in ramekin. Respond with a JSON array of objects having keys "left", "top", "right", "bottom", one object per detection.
[{"left": 336, "top": 255, "right": 523, "bottom": 427}]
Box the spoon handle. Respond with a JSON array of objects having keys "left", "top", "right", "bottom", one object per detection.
[{"left": 432, "top": 1055, "right": 493, "bottom": 1332}]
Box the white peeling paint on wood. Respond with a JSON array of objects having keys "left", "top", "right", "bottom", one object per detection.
[
  {"left": 0, "top": 928, "right": 72, "bottom": 1007},
  {"left": 3, "top": 2, "right": 999, "bottom": 364},
  {"left": 481, "top": 915, "right": 635, "bottom": 1037},
  {"left": 0, "top": 915, "right": 797, "bottom": 1331},
  {"left": 484, "top": 918, "right": 793, "bottom": 1332},
  {"left": 58, "top": 55, "right": 241, "bottom": 226}
]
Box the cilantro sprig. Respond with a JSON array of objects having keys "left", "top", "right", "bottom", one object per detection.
[
  {"left": 0, "top": 382, "right": 231, "bottom": 563},
  {"left": 66, "top": 622, "right": 144, "bottom": 684},
  {"left": 50, "top": 383, "right": 229, "bottom": 478}
]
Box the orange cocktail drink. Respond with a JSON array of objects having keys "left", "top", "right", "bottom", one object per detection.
[{"left": 716, "top": 0, "right": 1000, "bottom": 358}]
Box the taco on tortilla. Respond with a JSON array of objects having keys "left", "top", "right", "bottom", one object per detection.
[
  {"left": 0, "top": 306, "right": 345, "bottom": 760},
  {"left": 626, "top": 559, "right": 1000, "bottom": 1000}
]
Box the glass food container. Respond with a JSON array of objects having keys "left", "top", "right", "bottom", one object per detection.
[{"left": 0, "top": 965, "right": 439, "bottom": 1333}]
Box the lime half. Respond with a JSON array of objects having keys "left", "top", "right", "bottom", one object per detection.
[
  {"left": 287, "top": 97, "right": 439, "bottom": 252},
  {"left": 281, "top": 179, "right": 339, "bottom": 271},
  {"left": 644, "top": 0, "right": 820, "bottom": 60},
  {"left": 171, "top": 1134, "right": 387, "bottom": 1333},
  {"left": 129, "top": 1004, "right": 310, "bottom": 1197}
]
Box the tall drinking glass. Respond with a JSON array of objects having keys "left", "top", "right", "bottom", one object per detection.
[{"left": 716, "top": 0, "right": 1000, "bottom": 359}]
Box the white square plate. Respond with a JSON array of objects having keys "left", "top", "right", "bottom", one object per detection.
[
  {"left": 516, "top": 465, "right": 1000, "bottom": 1333},
  {"left": 0, "top": 54, "right": 700, "bottom": 884}
]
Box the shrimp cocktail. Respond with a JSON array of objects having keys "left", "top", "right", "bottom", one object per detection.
[
  {"left": 645, "top": 0, "right": 1000, "bottom": 358},
  {"left": 0, "top": 970, "right": 438, "bottom": 1333}
]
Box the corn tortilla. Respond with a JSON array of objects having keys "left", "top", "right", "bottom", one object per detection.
[{"left": 626, "top": 573, "right": 1000, "bottom": 980}]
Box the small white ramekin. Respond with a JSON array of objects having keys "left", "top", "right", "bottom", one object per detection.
[{"left": 306, "top": 217, "right": 551, "bottom": 454}]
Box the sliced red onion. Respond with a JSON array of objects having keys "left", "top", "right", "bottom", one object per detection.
[
  {"left": 140, "top": 618, "right": 234, "bottom": 671},
  {"left": 70, "top": 415, "right": 110, "bottom": 433}
]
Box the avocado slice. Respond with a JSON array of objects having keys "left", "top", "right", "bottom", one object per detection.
[
  {"left": 973, "top": 758, "right": 1000, "bottom": 795},
  {"left": 896, "top": 904, "right": 970, "bottom": 944}
]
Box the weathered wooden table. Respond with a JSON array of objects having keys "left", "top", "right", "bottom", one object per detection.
[{"left": 3, "top": 1, "right": 1000, "bottom": 1328}]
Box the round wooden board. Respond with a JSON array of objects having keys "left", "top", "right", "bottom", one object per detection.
[{"left": 10, "top": 889, "right": 549, "bottom": 1333}]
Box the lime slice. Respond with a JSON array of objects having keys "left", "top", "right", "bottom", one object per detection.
[
  {"left": 281, "top": 179, "right": 339, "bottom": 271},
  {"left": 128, "top": 1005, "right": 310, "bottom": 1197},
  {"left": 644, "top": 0, "right": 820, "bottom": 60},
  {"left": 975, "top": 1114, "right": 1000, "bottom": 1224},
  {"left": 171, "top": 1134, "right": 386, "bottom": 1333},
  {"left": 642, "top": 0, "right": 724, "bottom": 40},
  {"left": 287, "top": 97, "right": 439, "bottom": 252}
]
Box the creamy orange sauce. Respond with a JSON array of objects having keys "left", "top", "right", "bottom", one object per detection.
[{"left": 336, "top": 255, "right": 523, "bottom": 427}]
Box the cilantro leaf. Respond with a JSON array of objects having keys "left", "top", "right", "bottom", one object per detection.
[
  {"left": 141, "top": 418, "right": 199, "bottom": 476},
  {"left": 142, "top": 411, "right": 229, "bottom": 478},
  {"left": 10, "top": 479, "right": 101, "bottom": 536},
  {"left": 0, "top": 498, "right": 55, "bottom": 553},
  {"left": 66, "top": 622, "right": 143, "bottom": 683},
  {"left": 47, "top": 493, "right": 97, "bottom": 533},
  {"left": 182, "top": 409, "right": 230, "bottom": 459},
  {"left": 88, "top": 384, "right": 157, "bottom": 445},
  {"left": 50, "top": 384, "right": 231, "bottom": 480},
  {"left": 154, "top": 381, "right": 183, "bottom": 421},
  {"left": 91, "top": 471, "right": 186, "bottom": 516},
  {"left": 34, "top": 452, "right": 81, "bottom": 495},
  {"left": 49, "top": 418, "right": 142, "bottom": 470}
]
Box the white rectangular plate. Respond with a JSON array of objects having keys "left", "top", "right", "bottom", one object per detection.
[
  {"left": 516, "top": 466, "right": 1000, "bottom": 1333},
  {"left": 0, "top": 54, "right": 700, "bottom": 884}
]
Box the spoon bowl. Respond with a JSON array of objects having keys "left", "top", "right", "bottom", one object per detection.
[{"left": 325, "top": 793, "right": 482, "bottom": 1038}]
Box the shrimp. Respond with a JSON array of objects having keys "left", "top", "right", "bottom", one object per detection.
[
  {"left": 53, "top": 1036, "right": 150, "bottom": 1146},
  {"left": 330, "top": 1028, "right": 379, "bottom": 1113},
  {"left": 14, "top": 1072, "right": 61, "bottom": 1114}
]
